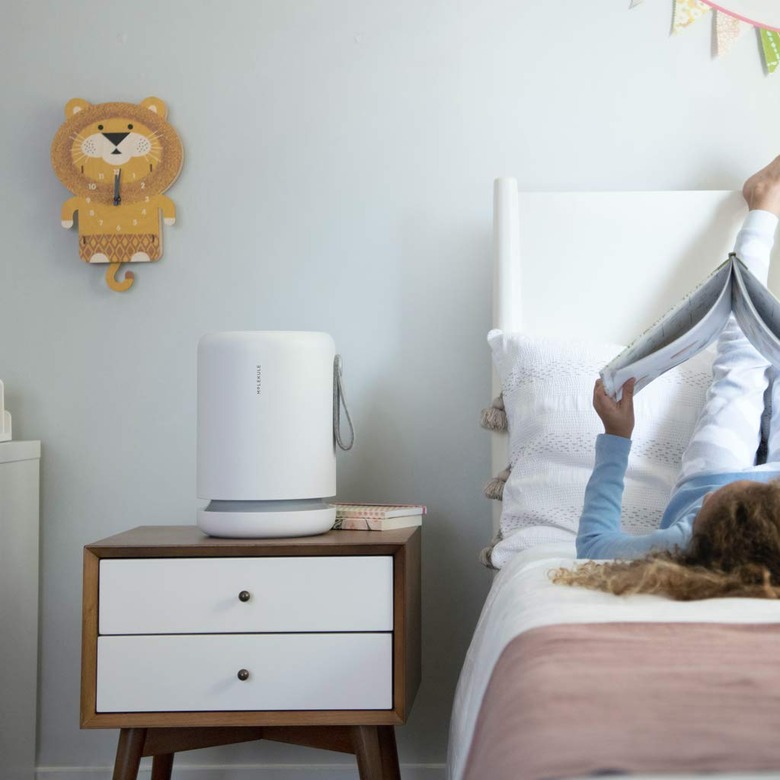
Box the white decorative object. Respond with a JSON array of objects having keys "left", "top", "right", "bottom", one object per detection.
[
  {"left": 0, "top": 381, "right": 12, "bottom": 442},
  {"left": 197, "top": 331, "right": 337, "bottom": 538}
]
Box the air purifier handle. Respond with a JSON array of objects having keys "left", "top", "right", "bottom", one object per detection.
[{"left": 333, "top": 355, "right": 355, "bottom": 451}]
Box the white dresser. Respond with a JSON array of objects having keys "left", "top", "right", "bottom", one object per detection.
[{"left": 0, "top": 441, "right": 41, "bottom": 780}]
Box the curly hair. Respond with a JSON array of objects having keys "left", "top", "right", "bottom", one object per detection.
[{"left": 551, "top": 480, "right": 780, "bottom": 600}]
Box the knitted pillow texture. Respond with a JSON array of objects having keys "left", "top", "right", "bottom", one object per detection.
[{"left": 486, "top": 330, "right": 713, "bottom": 569}]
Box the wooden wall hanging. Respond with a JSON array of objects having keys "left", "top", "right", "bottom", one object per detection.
[{"left": 51, "top": 97, "right": 183, "bottom": 292}]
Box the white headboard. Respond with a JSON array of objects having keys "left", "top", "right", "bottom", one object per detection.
[{"left": 490, "top": 180, "right": 769, "bottom": 533}]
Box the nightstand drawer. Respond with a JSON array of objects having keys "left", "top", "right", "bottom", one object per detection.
[
  {"left": 99, "top": 556, "right": 393, "bottom": 634},
  {"left": 96, "top": 633, "right": 393, "bottom": 712}
]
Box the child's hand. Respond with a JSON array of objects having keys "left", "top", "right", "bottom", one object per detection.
[{"left": 593, "top": 378, "right": 635, "bottom": 439}]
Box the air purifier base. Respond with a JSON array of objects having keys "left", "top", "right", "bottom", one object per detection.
[{"left": 197, "top": 505, "right": 335, "bottom": 539}]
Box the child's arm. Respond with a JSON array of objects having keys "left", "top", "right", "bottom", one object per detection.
[
  {"left": 576, "top": 434, "right": 689, "bottom": 559},
  {"left": 576, "top": 378, "right": 688, "bottom": 559}
]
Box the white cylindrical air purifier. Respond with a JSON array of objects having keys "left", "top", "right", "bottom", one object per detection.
[{"left": 197, "top": 331, "right": 338, "bottom": 538}]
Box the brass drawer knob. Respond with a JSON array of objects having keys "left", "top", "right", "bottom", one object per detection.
[
  {"left": 237, "top": 669, "right": 250, "bottom": 681},
  {"left": 238, "top": 591, "right": 251, "bottom": 602}
]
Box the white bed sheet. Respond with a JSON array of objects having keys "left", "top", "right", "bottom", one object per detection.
[{"left": 448, "top": 542, "right": 780, "bottom": 780}]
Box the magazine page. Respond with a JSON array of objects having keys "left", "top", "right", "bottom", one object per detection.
[
  {"left": 600, "top": 261, "right": 733, "bottom": 398},
  {"left": 733, "top": 260, "right": 780, "bottom": 367}
]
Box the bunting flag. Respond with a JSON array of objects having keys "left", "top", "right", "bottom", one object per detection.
[
  {"left": 760, "top": 28, "right": 780, "bottom": 73},
  {"left": 716, "top": 11, "right": 751, "bottom": 56},
  {"left": 672, "top": 0, "right": 711, "bottom": 33},
  {"left": 631, "top": 0, "right": 780, "bottom": 74}
]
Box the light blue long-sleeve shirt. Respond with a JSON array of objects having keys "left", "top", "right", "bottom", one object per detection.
[{"left": 576, "top": 434, "right": 780, "bottom": 559}]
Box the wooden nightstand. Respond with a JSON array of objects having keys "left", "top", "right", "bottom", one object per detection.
[{"left": 81, "top": 526, "right": 421, "bottom": 780}]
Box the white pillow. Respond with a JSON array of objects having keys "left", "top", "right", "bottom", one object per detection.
[{"left": 486, "top": 330, "right": 713, "bottom": 569}]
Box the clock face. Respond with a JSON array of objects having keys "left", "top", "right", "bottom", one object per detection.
[
  {"left": 51, "top": 98, "right": 183, "bottom": 204},
  {"left": 701, "top": 0, "right": 780, "bottom": 31}
]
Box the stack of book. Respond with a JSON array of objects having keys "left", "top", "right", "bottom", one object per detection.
[{"left": 331, "top": 503, "right": 427, "bottom": 531}]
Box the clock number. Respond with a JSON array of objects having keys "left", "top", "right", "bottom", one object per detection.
[
  {"left": 132, "top": 219, "right": 138, "bottom": 226},
  {"left": 132, "top": 173, "right": 137, "bottom": 180},
  {"left": 140, "top": 182, "right": 146, "bottom": 190},
  {"left": 88, "top": 183, "right": 97, "bottom": 190},
  {"left": 144, "top": 196, "right": 150, "bottom": 202},
  {"left": 98, "top": 220, "right": 103, "bottom": 226},
  {"left": 89, "top": 210, "right": 95, "bottom": 217},
  {"left": 98, "top": 173, "right": 104, "bottom": 180},
  {"left": 116, "top": 225, "right": 121, "bottom": 232},
  {"left": 141, "top": 209, "right": 147, "bottom": 215},
  {"left": 113, "top": 169, "right": 120, "bottom": 176}
]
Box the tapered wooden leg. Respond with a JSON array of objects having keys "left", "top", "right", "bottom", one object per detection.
[
  {"left": 377, "top": 726, "right": 401, "bottom": 780},
  {"left": 113, "top": 728, "right": 146, "bottom": 780},
  {"left": 151, "top": 752, "right": 175, "bottom": 780},
  {"left": 352, "top": 726, "right": 383, "bottom": 780}
]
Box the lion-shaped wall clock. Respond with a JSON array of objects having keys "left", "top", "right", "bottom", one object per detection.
[{"left": 51, "top": 97, "right": 183, "bottom": 292}]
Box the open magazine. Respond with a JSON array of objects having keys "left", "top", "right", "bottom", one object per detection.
[{"left": 601, "top": 253, "right": 780, "bottom": 399}]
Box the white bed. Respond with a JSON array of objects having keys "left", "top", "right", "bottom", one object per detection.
[{"left": 448, "top": 182, "right": 780, "bottom": 780}]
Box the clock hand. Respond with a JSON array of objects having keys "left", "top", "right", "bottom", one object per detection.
[{"left": 113, "top": 170, "right": 121, "bottom": 207}]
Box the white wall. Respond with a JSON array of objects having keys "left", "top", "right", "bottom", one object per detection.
[{"left": 1, "top": 0, "right": 779, "bottom": 776}]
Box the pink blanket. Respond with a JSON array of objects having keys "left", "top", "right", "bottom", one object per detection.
[{"left": 463, "top": 622, "right": 780, "bottom": 780}]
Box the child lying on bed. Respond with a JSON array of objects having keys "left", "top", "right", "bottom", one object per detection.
[{"left": 554, "top": 157, "right": 780, "bottom": 600}]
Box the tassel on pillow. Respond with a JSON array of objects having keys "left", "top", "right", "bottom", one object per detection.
[
  {"left": 480, "top": 394, "right": 507, "bottom": 431},
  {"left": 479, "top": 531, "right": 502, "bottom": 570},
  {"left": 483, "top": 466, "right": 511, "bottom": 500},
  {"left": 479, "top": 545, "right": 498, "bottom": 570}
]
